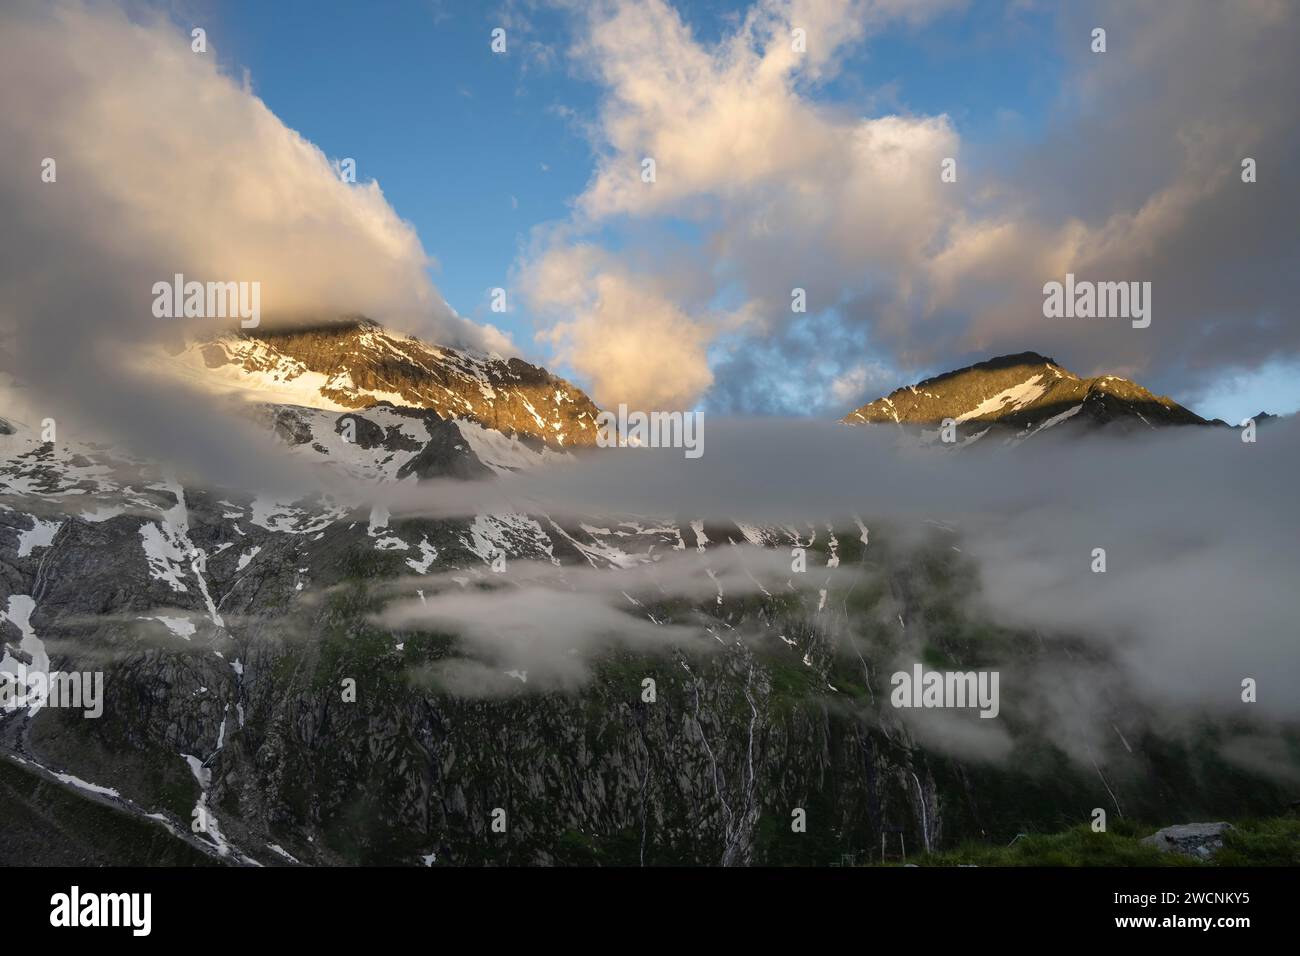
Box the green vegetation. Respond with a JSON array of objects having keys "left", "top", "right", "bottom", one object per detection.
[
  {"left": 885, "top": 817, "right": 1300, "bottom": 867},
  {"left": 1214, "top": 817, "right": 1300, "bottom": 866}
]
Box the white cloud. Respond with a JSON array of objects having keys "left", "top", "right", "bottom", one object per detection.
[
  {"left": 522, "top": 0, "right": 960, "bottom": 408},
  {"left": 0, "top": 0, "right": 505, "bottom": 351},
  {"left": 828, "top": 361, "right": 892, "bottom": 407},
  {"left": 522, "top": 0, "right": 1300, "bottom": 411},
  {"left": 521, "top": 244, "right": 727, "bottom": 408}
]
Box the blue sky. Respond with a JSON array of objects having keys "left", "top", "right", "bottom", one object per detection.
[
  {"left": 211, "top": 0, "right": 1057, "bottom": 333},
  {"left": 199, "top": 0, "right": 1298, "bottom": 422}
]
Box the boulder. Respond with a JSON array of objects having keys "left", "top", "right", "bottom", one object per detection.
[{"left": 1141, "top": 822, "right": 1234, "bottom": 859}]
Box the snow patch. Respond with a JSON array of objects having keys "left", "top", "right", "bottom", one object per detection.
[{"left": 16, "top": 515, "right": 61, "bottom": 557}]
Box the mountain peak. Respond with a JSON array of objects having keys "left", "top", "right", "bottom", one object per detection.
[
  {"left": 843, "top": 352, "right": 1209, "bottom": 443},
  {"left": 167, "top": 319, "right": 602, "bottom": 448}
]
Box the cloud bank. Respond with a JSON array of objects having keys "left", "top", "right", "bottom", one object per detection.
[
  {"left": 384, "top": 416, "right": 1300, "bottom": 733},
  {"left": 521, "top": 0, "right": 1300, "bottom": 415}
]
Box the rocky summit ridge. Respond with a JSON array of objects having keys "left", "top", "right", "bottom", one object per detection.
[
  {"left": 177, "top": 318, "right": 601, "bottom": 450},
  {"left": 843, "top": 351, "right": 1218, "bottom": 445}
]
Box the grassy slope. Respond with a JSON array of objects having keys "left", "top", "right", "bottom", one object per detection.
[{"left": 0, "top": 756, "right": 216, "bottom": 866}]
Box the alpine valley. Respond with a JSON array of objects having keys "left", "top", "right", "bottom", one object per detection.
[{"left": 0, "top": 322, "right": 1291, "bottom": 865}]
